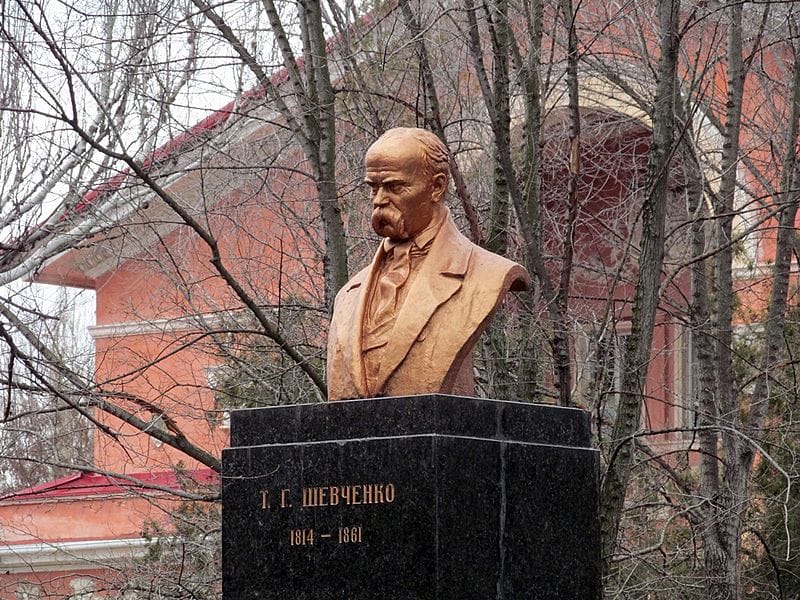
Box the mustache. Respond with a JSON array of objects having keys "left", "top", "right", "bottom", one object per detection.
[
  {"left": 372, "top": 205, "right": 400, "bottom": 221},
  {"left": 372, "top": 206, "right": 406, "bottom": 235}
]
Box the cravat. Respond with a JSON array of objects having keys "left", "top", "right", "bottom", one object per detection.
[{"left": 370, "top": 241, "right": 412, "bottom": 331}]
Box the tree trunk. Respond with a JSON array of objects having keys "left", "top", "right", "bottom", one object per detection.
[
  {"left": 600, "top": 0, "right": 680, "bottom": 574},
  {"left": 705, "top": 5, "right": 745, "bottom": 598},
  {"left": 514, "top": 0, "right": 544, "bottom": 401},
  {"left": 397, "top": 0, "right": 482, "bottom": 244},
  {"left": 464, "top": 0, "right": 569, "bottom": 404}
]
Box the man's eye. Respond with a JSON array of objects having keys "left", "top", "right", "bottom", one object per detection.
[{"left": 388, "top": 183, "right": 402, "bottom": 193}]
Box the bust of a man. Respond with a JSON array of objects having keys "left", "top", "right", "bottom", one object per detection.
[{"left": 327, "top": 127, "right": 530, "bottom": 401}]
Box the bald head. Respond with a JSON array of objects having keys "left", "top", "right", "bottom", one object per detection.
[
  {"left": 364, "top": 128, "right": 450, "bottom": 240},
  {"left": 368, "top": 128, "right": 450, "bottom": 186}
]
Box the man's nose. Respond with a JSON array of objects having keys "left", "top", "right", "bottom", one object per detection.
[{"left": 373, "top": 187, "right": 389, "bottom": 206}]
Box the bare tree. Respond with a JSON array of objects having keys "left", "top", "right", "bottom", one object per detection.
[
  {"left": 4, "top": 0, "right": 800, "bottom": 598},
  {"left": 599, "top": 0, "right": 680, "bottom": 573},
  {"left": 584, "top": 2, "right": 800, "bottom": 598}
]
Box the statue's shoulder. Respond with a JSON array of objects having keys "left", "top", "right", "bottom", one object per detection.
[
  {"left": 467, "top": 242, "right": 518, "bottom": 268},
  {"left": 436, "top": 217, "right": 530, "bottom": 292},
  {"left": 467, "top": 244, "right": 530, "bottom": 292}
]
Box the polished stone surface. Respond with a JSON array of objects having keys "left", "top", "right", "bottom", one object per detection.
[
  {"left": 229, "top": 394, "right": 591, "bottom": 447},
  {"left": 222, "top": 396, "right": 600, "bottom": 599}
]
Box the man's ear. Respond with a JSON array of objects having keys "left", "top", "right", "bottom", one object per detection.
[{"left": 431, "top": 173, "right": 447, "bottom": 203}]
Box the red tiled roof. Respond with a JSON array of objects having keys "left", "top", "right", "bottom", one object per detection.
[{"left": 1, "top": 469, "right": 218, "bottom": 501}]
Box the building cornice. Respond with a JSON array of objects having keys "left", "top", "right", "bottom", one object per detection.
[
  {"left": 88, "top": 307, "right": 271, "bottom": 339},
  {"left": 88, "top": 314, "right": 222, "bottom": 339},
  {"left": 0, "top": 537, "right": 153, "bottom": 573}
]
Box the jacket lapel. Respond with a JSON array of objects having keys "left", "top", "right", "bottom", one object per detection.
[
  {"left": 342, "top": 246, "right": 386, "bottom": 397},
  {"left": 372, "top": 217, "right": 472, "bottom": 393}
]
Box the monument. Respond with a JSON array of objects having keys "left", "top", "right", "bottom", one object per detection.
[
  {"left": 327, "top": 127, "right": 529, "bottom": 400},
  {"left": 222, "top": 128, "right": 601, "bottom": 599}
]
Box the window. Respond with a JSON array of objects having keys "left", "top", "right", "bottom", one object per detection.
[
  {"left": 15, "top": 583, "right": 41, "bottom": 600},
  {"left": 205, "top": 365, "right": 230, "bottom": 429},
  {"left": 677, "top": 327, "right": 699, "bottom": 437},
  {"left": 68, "top": 578, "right": 96, "bottom": 600},
  {"left": 574, "top": 321, "right": 629, "bottom": 439}
]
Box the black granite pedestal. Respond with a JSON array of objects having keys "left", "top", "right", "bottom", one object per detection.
[{"left": 222, "top": 395, "right": 600, "bottom": 599}]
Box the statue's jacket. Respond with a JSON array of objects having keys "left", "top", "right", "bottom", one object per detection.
[{"left": 327, "top": 211, "right": 529, "bottom": 401}]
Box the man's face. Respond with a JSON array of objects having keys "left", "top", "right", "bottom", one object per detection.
[{"left": 364, "top": 138, "right": 443, "bottom": 240}]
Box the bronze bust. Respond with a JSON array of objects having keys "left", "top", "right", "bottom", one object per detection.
[{"left": 327, "top": 127, "right": 529, "bottom": 400}]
